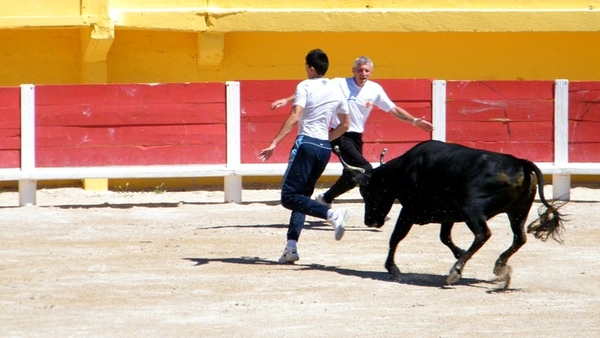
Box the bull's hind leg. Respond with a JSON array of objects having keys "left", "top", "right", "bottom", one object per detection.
[
  {"left": 493, "top": 213, "right": 528, "bottom": 287},
  {"left": 447, "top": 216, "right": 491, "bottom": 284},
  {"left": 385, "top": 215, "right": 414, "bottom": 280},
  {"left": 440, "top": 222, "right": 466, "bottom": 259}
]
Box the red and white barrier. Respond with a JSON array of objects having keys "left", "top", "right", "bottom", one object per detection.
[{"left": 1, "top": 79, "right": 599, "bottom": 206}]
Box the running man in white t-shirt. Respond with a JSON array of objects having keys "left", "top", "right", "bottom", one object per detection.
[
  {"left": 259, "top": 49, "right": 350, "bottom": 264},
  {"left": 271, "top": 56, "right": 433, "bottom": 213}
]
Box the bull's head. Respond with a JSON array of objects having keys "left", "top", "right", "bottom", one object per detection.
[{"left": 334, "top": 146, "right": 394, "bottom": 228}]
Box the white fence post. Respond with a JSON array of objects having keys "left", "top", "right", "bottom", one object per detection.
[
  {"left": 553, "top": 79, "right": 570, "bottom": 201},
  {"left": 19, "top": 84, "right": 36, "bottom": 206},
  {"left": 224, "top": 81, "right": 242, "bottom": 203},
  {"left": 432, "top": 80, "right": 446, "bottom": 141}
]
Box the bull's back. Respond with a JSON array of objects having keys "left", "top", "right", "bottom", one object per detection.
[{"left": 383, "top": 140, "right": 536, "bottom": 222}]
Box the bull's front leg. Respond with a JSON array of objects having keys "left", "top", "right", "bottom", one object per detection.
[
  {"left": 440, "top": 221, "right": 466, "bottom": 259},
  {"left": 385, "top": 216, "right": 413, "bottom": 281},
  {"left": 447, "top": 217, "right": 491, "bottom": 284}
]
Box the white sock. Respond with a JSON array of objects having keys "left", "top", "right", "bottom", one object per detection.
[
  {"left": 286, "top": 240, "right": 297, "bottom": 250},
  {"left": 327, "top": 209, "right": 335, "bottom": 221}
]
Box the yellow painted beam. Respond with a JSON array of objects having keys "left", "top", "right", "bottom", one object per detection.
[
  {"left": 114, "top": 11, "right": 208, "bottom": 31},
  {"left": 107, "top": 7, "right": 600, "bottom": 33},
  {"left": 81, "top": 1, "right": 112, "bottom": 190},
  {"left": 109, "top": 0, "right": 599, "bottom": 11},
  {"left": 1, "top": 7, "right": 599, "bottom": 32},
  {"left": 203, "top": 9, "right": 600, "bottom": 33},
  {"left": 0, "top": 0, "right": 82, "bottom": 16},
  {"left": 0, "top": 15, "right": 93, "bottom": 29},
  {"left": 80, "top": 59, "right": 109, "bottom": 83},
  {"left": 197, "top": 32, "right": 224, "bottom": 65},
  {"left": 81, "top": 22, "right": 115, "bottom": 63}
]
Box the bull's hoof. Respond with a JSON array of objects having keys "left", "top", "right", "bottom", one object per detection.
[
  {"left": 491, "top": 265, "right": 513, "bottom": 289},
  {"left": 493, "top": 262, "right": 506, "bottom": 276},
  {"left": 386, "top": 264, "right": 401, "bottom": 281},
  {"left": 447, "top": 268, "right": 462, "bottom": 284}
]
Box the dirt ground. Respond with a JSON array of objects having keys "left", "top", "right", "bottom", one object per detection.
[{"left": 1, "top": 183, "right": 599, "bottom": 337}]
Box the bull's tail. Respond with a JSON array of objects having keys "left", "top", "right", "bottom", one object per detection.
[{"left": 525, "top": 161, "right": 567, "bottom": 244}]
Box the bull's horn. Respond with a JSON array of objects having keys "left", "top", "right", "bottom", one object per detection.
[
  {"left": 334, "top": 145, "right": 366, "bottom": 173},
  {"left": 379, "top": 148, "right": 387, "bottom": 165}
]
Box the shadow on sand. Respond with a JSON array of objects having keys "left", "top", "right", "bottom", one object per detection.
[{"left": 183, "top": 256, "right": 512, "bottom": 292}]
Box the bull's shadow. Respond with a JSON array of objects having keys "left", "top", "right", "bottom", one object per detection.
[{"left": 183, "top": 256, "right": 493, "bottom": 289}]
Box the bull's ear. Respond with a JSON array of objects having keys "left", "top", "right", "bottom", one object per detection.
[{"left": 351, "top": 171, "right": 372, "bottom": 186}]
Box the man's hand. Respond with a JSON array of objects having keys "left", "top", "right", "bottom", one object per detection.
[
  {"left": 414, "top": 117, "right": 434, "bottom": 132},
  {"left": 258, "top": 145, "right": 276, "bottom": 162},
  {"left": 261, "top": 103, "right": 302, "bottom": 161},
  {"left": 270, "top": 95, "right": 294, "bottom": 110},
  {"left": 270, "top": 99, "right": 288, "bottom": 110}
]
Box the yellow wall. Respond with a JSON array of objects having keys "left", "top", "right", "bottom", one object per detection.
[
  {"left": 2, "top": 29, "right": 598, "bottom": 86},
  {"left": 1, "top": 1, "right": 600, "bottom": 85},
  {"left": 1, "top": 0, "right": 600, "bottom": 188},
  {"left": 0, "top": 30, "right": 81, "bottom": 85},
  {"left": 191, "top": 31, "right": 600, "bottom": 81}
]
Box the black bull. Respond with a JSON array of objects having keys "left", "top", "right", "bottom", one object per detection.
[{"left": 338, "top": 140, "right": 566, "bottom": 287}]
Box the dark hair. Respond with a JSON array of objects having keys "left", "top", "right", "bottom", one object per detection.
[{"left": 305, "top": 49, "right": 329, "bottom": 76}]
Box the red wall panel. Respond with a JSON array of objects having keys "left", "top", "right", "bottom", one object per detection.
[
  {"left": 240, "top": 80, "right": 302, "bottom": 164},
  {"left": 2, "top": 80, "right": 599, "bottom": 172},
  {"left": 239, "top": 79, "right": 433, "bottom": 164},
  {"left": 446, "top": 81, "right": 555, "bottom": 162},
  {"left": 349, "top": 79, "right": 433, "bottom": 162},
  {"left": 34, "top": 83, "right": 226, "bottom": 167},
  {"left": 569, "top": 81, "right": 600, "bottom": 162},
  {"left": 448, "top": 121, "right": 553, "bottom": 142},
  {"left": 456, "top": 141, "right": 554, "bottom": 161},
  {"left": 374, "top": 79, "right": 433, "bottom": 101},
  {"left": 0, "top": 87, "right": 21, "bottom": 168},
  {"left": 37, "top": 124, "right": 223, "bottom": 148},
  {"left": 36, "top": 103, "right": 225, "bottom": 127},
  {"left": 447, "top": 81, "right": 554, "bottom": 100},
  {"left": 39, "top": 144, "right": 224, "bottom": 167}
]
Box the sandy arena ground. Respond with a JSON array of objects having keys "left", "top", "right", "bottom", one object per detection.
[{"left": 0, "top": 183, "right": 599, "bottom": 337}]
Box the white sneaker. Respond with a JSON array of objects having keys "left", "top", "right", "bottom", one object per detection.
[
  {"left": 328, "top": 208, "right": 349, "bottom": 241},
  {"left": 278, "top": 247, "right": 299, "bottom": 264},
  {"left": 315, "top": 193, "right": 331, "bottom": 207}
]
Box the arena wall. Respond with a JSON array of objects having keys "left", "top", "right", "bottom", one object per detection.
[{"left": 1, "top": 1, "right": 599, "bottom": 188}]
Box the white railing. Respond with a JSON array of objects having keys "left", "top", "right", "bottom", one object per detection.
[{"left": 1, "top": 80, "right": 599, "bottom": 206}]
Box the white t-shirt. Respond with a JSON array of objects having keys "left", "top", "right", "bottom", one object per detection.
[
  {"left": 293, "top": 78, "right": 349, "bottom": 141},
  {"left": 330, "top": 77, "right": 396, "bottom": 133}
]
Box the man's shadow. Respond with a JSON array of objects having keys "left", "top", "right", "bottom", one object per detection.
[
  {"left": 183, "top": 256, "right": 503, "bottom": 290},
  {"left": 198, "top": 220, "right": 382, "bottom": 234}
]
